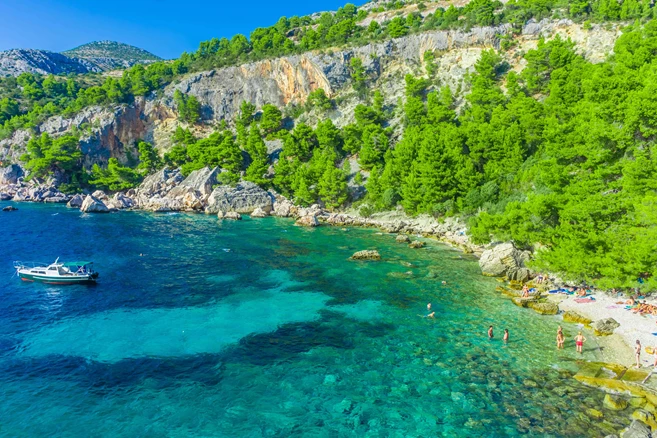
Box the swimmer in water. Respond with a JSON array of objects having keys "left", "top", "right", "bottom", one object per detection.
[
  {"left": 427, "top": 303, "right": 432, "bottom": 311},
  {"left": 488, "top": 325, "right": 494, "bottom": 339},
  {"left": 427, "top": 312, "right": 435, "bottom": 319},
  {"left": 503, "top": 329, "right": 509, "bottom": 343}
]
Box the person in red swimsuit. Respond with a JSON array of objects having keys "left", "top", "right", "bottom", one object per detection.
[{"left": 574, "top": 331, "right": 586, "bottom": 354}]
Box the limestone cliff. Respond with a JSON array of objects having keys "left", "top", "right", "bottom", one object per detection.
[{"left": 0, "top": 20, "right": 622, "bottom": 168}]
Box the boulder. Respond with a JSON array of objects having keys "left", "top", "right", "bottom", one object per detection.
[
  {"left": 273, "top": 198, "right": 294, "bottom": 217},
  {"left": 396, "top": 234, "right": 411, "bottom": 243},
  {"left": 409, "top": 241, "right": 425, "bottom": 249},
  {"left": 166, "top": 166, "right": 220, "bottom": 201},
  {"left": 604, "top": 394, "right": 629, "bottom": 411},
  {"left": 107, "top": 193, "right": 135, "bottom": 210},
  {"left": 251, "top": 207, "right": 269, "bottom": 218},
  {"left": 593, "top": 318, "right": 620, "bottom": 336},
  {"left": 43, "top": 195, "right": 69, "bottom": 203},
  {"left": 66, "top": 194, "right": 85, "bottom": 208},
  {"left": 296, "top": 215, "right": 319, "bottom": 227},
  {"left": 137, "top": 167, "right": 184, "bottom": 198},
  {"left": 0, "top": 164, "right": 24, "bottom": 185},
  {"left": 91, "top": 190, "right": 108, "bottom": 201},
  {"left": 205, "top": 181, "right": 273, "bottom": 214},
  {"left": 528, "top": 301, "right": 559, "bottom": 315},
  {"left": 80, "top": 195, "right": 109, "bottom": 213},
  {"left": 563, "top": 311, "right": 592, "bottom": 325},
  {"left": 217, "top": 211, "right": 242, "bottom": 220},
  {"left": 512, "top": 297, "right": 537, "bottom": 308},
  {"left": 620, "top": 420, "right": 652, "bottom": 438},
  {"left": 0, "top": 193, "right": 11, "bottom": 201},
  {"left": 351, "top": 250, "right": 381, "bottom": 261},
  {"left": 479, "top": 242, "right": 531, "bottom": 280}
]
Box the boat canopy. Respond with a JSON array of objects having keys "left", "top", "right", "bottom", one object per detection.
[{"left": 62, "top": 261, "right": 93, "bottom": 267}]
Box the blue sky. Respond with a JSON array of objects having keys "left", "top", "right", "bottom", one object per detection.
[{"left": 0, "top": 0, "right": 362, "bottom": 59}]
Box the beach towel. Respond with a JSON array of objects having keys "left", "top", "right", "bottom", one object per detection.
[{"left": 575, "top": 298, "right": 596, "bottom": 303}]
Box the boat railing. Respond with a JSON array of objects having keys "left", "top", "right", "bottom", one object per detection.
[{"left": 12, "top": 261, "right": 50, "bottom": 270}]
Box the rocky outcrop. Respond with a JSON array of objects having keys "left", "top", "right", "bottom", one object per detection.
[
  {"left": 0, "top": 164, "right": 23, "bottom": 185},
  {"left": 351, "top": 250, "right": 381, "bottom": 261},
  {"left": 167, "top": 167, "right": 220, "bottom": 199},
  {"left": 528, "top": 302, "right": 559, "bottom": 315},
  {"left": 0, "top": 49, "right": 102, "bottom": 77},
  {"left": 135, "top": 168, "right": 184, "bottom": 208},
  {"left": 66, "top": 194, "right": 85, "bottom": 208},
  {"left": 563, "top": 311, "right": 592, "bottom": 325},
  {"left": 409, "top": 241, "right": 425, "bottom": 249},
  {"left": 205, "top": 181, "right": 273, "bottom": 214},
  {"left": 479, "top": 242, "right": 531, "bottom": 281},
  {"left": 80, "top": 195, "right": 109, "bottom": 213},
  {"left": 593, "top": 318, "right": 620, "bottom": 336},
  {"left": 295, "top": 215, "right": 319, "bottom": 227},
  {"left": 106, "top": 193, "right": 134, "bottom": 210}
]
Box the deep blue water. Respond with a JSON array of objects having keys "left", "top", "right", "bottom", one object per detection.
[{"left": 0, "top": 202, "right": 627, "bottom": 437}]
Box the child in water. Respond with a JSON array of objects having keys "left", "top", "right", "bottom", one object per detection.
[
  {"left": 503, "top": 329, "right": 509, "bottom": 343},
  {"left": 556, "top": 326, "right": 565, "bottom": 349},
  {"left": 574, "top": 331, "right": 586, "bottom": 354},
  {"left": 488, "top": 326, "right": 494, "bottom": 339}
]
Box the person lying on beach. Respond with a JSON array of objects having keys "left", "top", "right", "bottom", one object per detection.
[
  {"left": 577, "top": 289, "right": 587, "bottom": 297},
  {"left": 574, "top": 332, "right": 586, "bottom": 354}
]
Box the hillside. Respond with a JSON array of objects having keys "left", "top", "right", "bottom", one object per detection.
[{"left": 63, "top": 41, "right": 161, "bottom": 70}]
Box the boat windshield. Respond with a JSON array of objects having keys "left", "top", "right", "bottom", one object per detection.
[{"left": 62, "top": 262, "right": 93, "bottom": 274}]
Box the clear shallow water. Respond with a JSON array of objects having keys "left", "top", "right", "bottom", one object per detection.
[{"left": 0, "top": 202, "right": 627, "bottom": 436}]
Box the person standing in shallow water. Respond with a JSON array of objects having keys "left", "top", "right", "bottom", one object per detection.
[
  {"left": 574, "top": 331, "right": 586, "bottom": 354},
  {"left": 557, "top": 326, "right": 565, "bottom": 349},
  {"left": 503, "top": 329, "right": 509, "bottom": 343},
  {"left": 488, "top": 326, "right": 494, "bottom": 339}
]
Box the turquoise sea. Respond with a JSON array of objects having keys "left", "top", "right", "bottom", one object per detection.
[{"left": 0, "top": 202, "right": 628, "bottom": 436}]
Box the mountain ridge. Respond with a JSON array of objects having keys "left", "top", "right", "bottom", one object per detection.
[{"left": 0, "top": 41, "right": 162, "bottom": 77}]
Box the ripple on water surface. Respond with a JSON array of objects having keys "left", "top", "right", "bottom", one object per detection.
[{"left": 0, "top": 203, "right": 630, "bottom": 437}]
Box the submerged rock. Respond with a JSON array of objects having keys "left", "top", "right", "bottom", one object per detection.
[
  {"left": 351, "top": 250, "right": 381, "bottom": 261},
  {"left": 396, "top": 234, "right": 410, "bottom": 243},
  {"left": 206, "top": 181, "right": 272, "bottom": 214},
  {"left": 604, "top": 394, "right": 629, "bottom": 411},
  {"left": 528, "top": 302, "right": 559, "bottom": 315},
  {"left": 409, "top": 240, "right": 425, "bottom": 249},
  {"left": 217, "top": 211, "right": 242, "bottom": 220},
  {"left": 563, "top": 311, "right": 592, "bottom": 325},
  {"left": 512, "top": 297, "right": 537, "bottom": 308},
  {"left": 80, "top": 195, "right": 109, "bottom": 213},
  {"left": 593, "top": 318, "right": 620, "bottom": 336},
  {"left": 2, "top": 205, "right": 17, "bottom": 211}
]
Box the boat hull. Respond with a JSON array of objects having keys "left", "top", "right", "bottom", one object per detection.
[{"left": 18, "top": 272, "right": 97, "bottom": 285}]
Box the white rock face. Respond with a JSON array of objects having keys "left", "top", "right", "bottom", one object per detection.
[
  {"left": 295, "top": 215, "right": 319, "bottom": 227},
  {"left": 205, "top": 181, "right": 273, "bottom": 214},
  {"left": 251, "top": 207, "right": 269, "bottom": 218},
  {"left": 217, "top": 211, "right": 242, "bottom": 220},
  {"left": 66, "top": 194, "right": 85, "bottom": 208},
  {"left": 80, "top": 195, "right": 109, "bottom": 213},
  {"left": 479, "top": 242, "right": 531, "bottom": 281}
]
